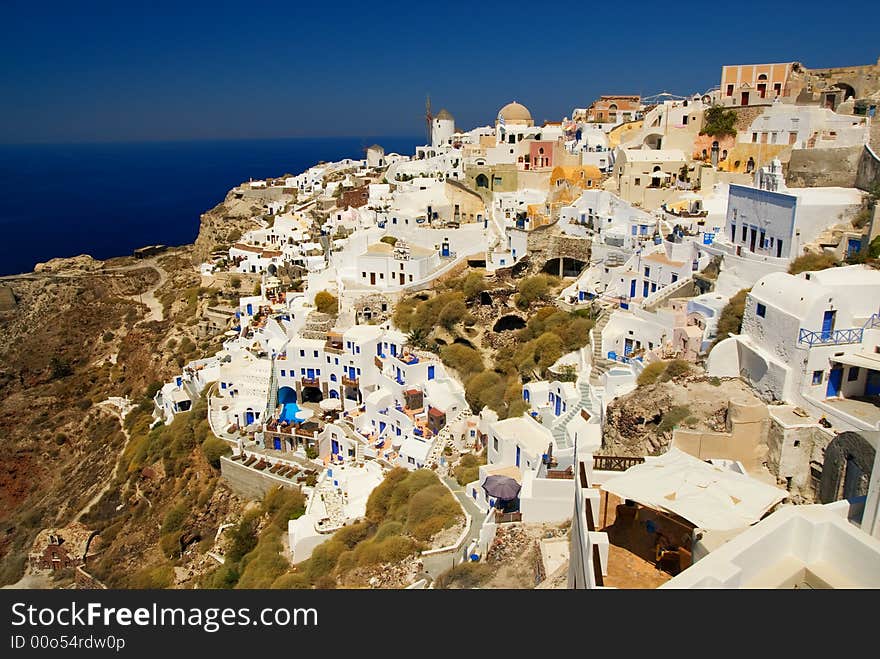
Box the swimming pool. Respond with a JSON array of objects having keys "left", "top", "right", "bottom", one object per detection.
[{"left": 279, "top": 402, "right": 302, "bottom": 423}]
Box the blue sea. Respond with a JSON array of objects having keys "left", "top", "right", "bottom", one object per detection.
[{"left": 0, "top": 136, "right": 420, "bottom": 276}]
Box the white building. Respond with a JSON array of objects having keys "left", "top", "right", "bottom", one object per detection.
[{"left": 708, "top": 265, "right": 880, "bottom": 430}]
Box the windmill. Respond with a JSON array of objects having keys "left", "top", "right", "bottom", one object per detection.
[{"left": 425, "top": 95, "right": 433, "bottom": 145}]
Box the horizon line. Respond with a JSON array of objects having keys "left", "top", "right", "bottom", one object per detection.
[{"left": 0, "top": 133, "right": 426, "bottom": 148}]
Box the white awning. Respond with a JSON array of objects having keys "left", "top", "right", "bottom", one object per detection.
[
  {"left": 830, "top": 352, "right": 880, "bottom": 371},
  {"left": 601, "top": 448, "right": 788, "bottom": 532}
]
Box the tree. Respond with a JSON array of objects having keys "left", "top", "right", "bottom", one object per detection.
[
  {"left": 314, "top": 290, "right": 339, "bottom": 315},
  {"left": 201, "top": 437, "right": 232, "bottom": 469},
  {"left": 229, "top": 276, "right": 241, "bottom": 290},
  {"left": 700, "top": 105, "right": 738, "bottom": 138}
]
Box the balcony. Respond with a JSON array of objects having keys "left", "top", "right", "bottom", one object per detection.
[
  {"left": 342, "top": 375, "right": 359, "bottom": 387},
  {"left": 798, "top": 314, "right": 880, "bottom": 347},
  {"left": 798, "top": 327, "right": 863, "bottom": 347},
  {"left": 324, "top": 341, "right": 344, "bottom": 355},
  {"left": 301, "top": 377, "right": 320, "bottom": 387}
]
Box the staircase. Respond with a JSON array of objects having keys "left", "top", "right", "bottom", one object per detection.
[
  {"left": 266, "top": 356, "right": 279, "bottom": 419},
  {"left": 589, "top": 310, "right": 615, "bottom": 385},
  {"left": 550, "top": 379, "right": 598, "bottom": 450},
  {"left": 427, "top": 408, "right": 469, "bottom": 469}
]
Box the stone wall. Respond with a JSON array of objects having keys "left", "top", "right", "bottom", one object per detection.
[
  {"left": 524, "top": 225, "right": 591, "bottom": 274},
  {"left": 856, "top": 145, "right": 880, "bottom": 192},
  {"left": 785, "top": 145, "right": 864, "bottom": 188},
  {"left": 766, "top": 415, "right": 833, "bottom": 502},
  {"left": 819, "top": 431, "right": 876, "bottom": 504},
  {"left": 220, "top": 457, "right": 298, "bottom": 500}
]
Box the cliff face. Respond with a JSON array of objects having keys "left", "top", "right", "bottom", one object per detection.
[{"left": 192, "top": 185, "right": 295, "bottom": 263}]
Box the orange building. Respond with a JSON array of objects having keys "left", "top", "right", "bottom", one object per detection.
[
  {"left": 550, "top": 165, "right": 602, "bottom": 191},
  {"left": 720, "top": 63, "right": 793, "bottom": 106}
]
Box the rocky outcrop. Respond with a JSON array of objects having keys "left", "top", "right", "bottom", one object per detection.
[{"left": 193, "top": 185, "right": 294, "bottom": 263}]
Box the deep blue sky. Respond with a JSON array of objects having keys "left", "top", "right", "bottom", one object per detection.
[{"left": 2, "top": 0, "right": 879, "bottom": 144}]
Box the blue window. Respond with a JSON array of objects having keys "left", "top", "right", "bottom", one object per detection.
[
  {"left": 220, "top": 382, "right": 226, "bottom": 389},
  {"left": 848, "top": 367, "right": 860, "bottom": 381},
  {"left": 812, "top": 370, "right": 823, "bottom": 385},
  {"left": 756, "top": 303, "right": 766, "bottom": 318},
  {"left": 356, "top": 346, "right": 361, "bottom": 354},
  {"left": 280, "top": 370, "right": 286, "bottom": 377},
  {"left": 644, "top": 267, "right": 650, "bottom": 277},
  {"left": 299, "top": 350, "right": 305, "bottom": 357},
  {"left": 631, "top": 225, "right": 638, "bottom": 236},
  {"left": 331, "top": 374, "right": 337, "bottom": 382},
  {"left": 314, "top": 350, "right": 318, "bottom": 358},
  {"left": 671, "top": 274, "right": 678, "bottom": 283}
]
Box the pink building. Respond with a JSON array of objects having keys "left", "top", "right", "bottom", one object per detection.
[{"left": 526, "top": 141, "right": 556, "bottom": 171}]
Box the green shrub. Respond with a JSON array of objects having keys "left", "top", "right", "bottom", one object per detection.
[
  {"left": 314, "top": 290, "right": 339, "bottom": 315},
  {"left": 658, "top": 406, "right": 692, "bottom": 433},
  {"left": 130, "top": 564, "right": 174, "bottom": 589},
  {"left": 516, "top": 274, "right": 553, "bottom": 308},
  {"left": 380, "top": 235, "right": 398, "bottom": 246},
  {"left": 435, "top": 562, "right": 493, "bottom": 589},
  {"left": 270, "top": 572, "right": 311, "bottom": 589},
  {"left": 161, "top": 503, "right": 188, "bottom": 534},
  {"left": 788, "top": 253, "right": 837, "bottom": 275},
  {"left": 440, "top": 344, "right": 484, "bottom": 379},
  {"left": 637, "top": 362, "right": 667, "bottom": 387},
  {"left": 201, "top": 437, "right": 231, "bottom": 469},
  {"left": 661, "top": 359, "right": 691, "bottom": 381},
  {"left": 710, "top": 288, "right": 750, "bottom": 352},
  {"left": 700, "top": 105, "right": 737, "bottom": 138},
  {"left": 438, "top": 299, "right": 467, "bottom": 329}
]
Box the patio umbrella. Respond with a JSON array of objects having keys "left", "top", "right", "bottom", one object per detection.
[
  {"left": 294, "top": 408, "right": 314, "bottom": 422},
  {"left": 482, "top": 475, "right": 521, "bottom": 501}
]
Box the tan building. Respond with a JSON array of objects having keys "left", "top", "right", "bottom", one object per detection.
[{"left": 721, "top": 62, "right": 794, "bottom": 106}]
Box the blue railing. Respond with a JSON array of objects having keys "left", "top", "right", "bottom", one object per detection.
[
  {"left": 798, "top": 327, "right": 863, "bottom": 347},
  {"left": 798, "top": 314, "right": 880, "bottom": 347}
]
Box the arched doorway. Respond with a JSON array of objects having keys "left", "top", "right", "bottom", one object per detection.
[
  {"left": 836, "top": 83, "right": 856, "bottom": 101},
  {"left": 301, "top": 386, "right": 323, "bottom": 403},
  {"left": 475, "top": 174, "right": 489, "bottom": 189},
  {"left": 651, "top": 166, "right": 663, "bottom": 188},
  {"left": 245, "top": 408, "right": 256, "bottom": 425},
  {"left": 329, "top": 389, "right": 339, "bottom": 399},
  {"left": 819, "top": 432, "right": 875, "bottom": 503},
  {"left": 278, "top": 386, "right": 297, "bottom": 404}
]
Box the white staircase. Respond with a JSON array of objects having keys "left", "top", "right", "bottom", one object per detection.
[
  {"left": 590, "top": 310, "right": 615, "bottom": 385},
  {"left": 550, "top": 378, "right": 597, "bottom": 450}
]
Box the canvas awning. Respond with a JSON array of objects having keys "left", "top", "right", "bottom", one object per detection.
[
  {"left": 830, "top": 352, "right": 880, "bottom": 371},
  {"left": 600, "top": 448, "right": 788, "bottom": 532}
]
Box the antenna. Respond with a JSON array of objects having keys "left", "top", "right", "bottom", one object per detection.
[{"left": 425, "top": 95, "right": 433, "bottom": 145}]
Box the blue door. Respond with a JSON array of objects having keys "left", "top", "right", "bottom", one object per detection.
[
  {"left": 245, "top": 410, "right": 255, "bottom": 425},
  {"left": 246, "top": 303, "right": 253, "bottom": 315},
  {"left": 630, "top": 279, "right": 636, "bottom": 298},
  {"left": 427, "top": 365, "right": 435, "bottom": 380},
  {"left": 555, "top": 395, "right": 561, "bottom": 416},
  {"left": 307, "top": 368, "right": 314, "bottom": 379},
  {"left": 331, "top": 440, "right": 339, "bottom": 455},
  {"left": 390, "top": 344, "right": 397, "bottom": 356},
  {"left": 643, "top": 281, "right": 649, "bottom": 297},
  {"left": 826, "top": 367, "right": 843, "bottom": 398},
  {"left": 847, "top": 238, "right": 862, "bottom": 257},
  {"left": 273, "top": 438, "right": 281, "bottom": 450},
  {"left": 821, "top": 310, "right": 836, "bottom": 340},
  {"left": 515, "top": 446, "right": 521, "bottom": 467},
  {"left": 624, "top": 338, "right": 633, "bottom": 356}
]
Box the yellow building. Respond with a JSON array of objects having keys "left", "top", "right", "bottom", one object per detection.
[{"left": 550, "top": 165, "right": 602, "bottom": 191}]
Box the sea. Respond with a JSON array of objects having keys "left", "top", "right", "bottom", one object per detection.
[{"left": 0, "top": 135, "right": 421, "bottom": 276}]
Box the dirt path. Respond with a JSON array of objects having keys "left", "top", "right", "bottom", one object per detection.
[
  {"left": 74, "top": 399, "right": 134, "bottom": 523},
  {"left": 110, "top": 258, "right": 168, "bottom": 323}
]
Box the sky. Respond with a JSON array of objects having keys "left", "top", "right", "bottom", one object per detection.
[{"left": 2, "top": 0, "right": 879, "bottom": 144}]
